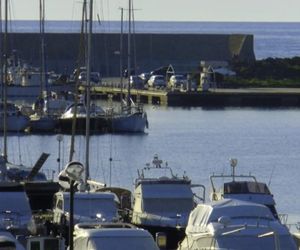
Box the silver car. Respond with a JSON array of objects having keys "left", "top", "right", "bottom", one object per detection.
[{"left": 147, "top": 75, "right": 166, "bottom": 88}]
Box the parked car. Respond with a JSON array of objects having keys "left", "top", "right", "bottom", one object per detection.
[
  {"left": 147, "top": 75, "right": 166, "bottom": 88},
  {"left": 78, "top": 71, "right": 101, "bottom": 85},
  {"left": 169, "top": 74, "right": 188, "bottom": 88}
]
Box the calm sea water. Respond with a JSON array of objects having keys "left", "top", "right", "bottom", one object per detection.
[
  {"left": 2, "top": 106, "right": 300, "bottom": 218},
  {"left": 2, "top": 22, "right": 300, "bottom": 221}
]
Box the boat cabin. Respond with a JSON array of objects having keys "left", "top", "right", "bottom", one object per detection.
[
  {"left": 210, "top": 159, "right": 278, "bottom": 219},
  {"left": 52, "top": 192, "right": 119, "bottom": 225}
]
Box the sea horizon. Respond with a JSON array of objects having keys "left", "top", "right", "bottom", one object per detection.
[{"left": 4, "top": 20, "right": 300, "bottom": 34}]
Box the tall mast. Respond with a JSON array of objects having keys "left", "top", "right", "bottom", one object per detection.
[
  {"left": 119, "top": 7, "right": 124, "bottom": 103},
  {"left": 68, "top": 0, "right": 87, "bottom": 162},
  {"left": 39, "top": 0, "right": 45, "bottom": 97},
  {"left": 3, "top": 0, "right": 8, "bottom": 161},
  {"left": 85, "top": 0, "right": 93, "bottom": 184},
  {"left": 0, "top": 0, "right": 3, "bottom": 113},
  {"left": 126, "top": 0, "right": 131, "bottom": 107}
]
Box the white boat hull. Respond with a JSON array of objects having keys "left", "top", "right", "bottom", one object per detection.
[{"left": 111, "top": 112, "right": 148, "bottom": 133}]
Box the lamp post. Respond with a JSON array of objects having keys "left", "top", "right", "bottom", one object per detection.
[{"left": 64, "top": 161, "right": 84, "bottom": 250}]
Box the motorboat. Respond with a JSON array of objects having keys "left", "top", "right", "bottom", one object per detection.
[
  {"left": 58, "top": 102, "right": 109, "bottom": 134},
  {"left": 0, "top": 182, "right": 34, "bottom": 235},
  {"left": 131, "top": 154, "right": 205, "bottom": 249},
  {"left": 3, "top": 52, "right": 75, "bottom": 99},
  {"left": 0, "top": 152, "right": 59, "bottom": 213},
  {"left": 0, "top": 102, "right": 29, "bottom": 132},
  {"left": 178, "top": 198, "right": 297, "bottom": 250},
  {"left": 210, "top": 158, "right": 279, "bottom": 220}
]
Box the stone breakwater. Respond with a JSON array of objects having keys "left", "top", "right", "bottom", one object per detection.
[{"left": 6, "top": 32, "right": 255, "bottom": 76}]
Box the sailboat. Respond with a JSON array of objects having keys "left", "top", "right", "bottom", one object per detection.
[
  {"left": 0, "top": 0, "right": 58, "bottom": 236},
  {"left": 54, "top": 3, "right": 122, "bottom": 246},
  {"left": 0, "top": 13, "right": 29, "bottom": 132},
  {"left": 109, "top": 0, "right": 148, "bottom": 133},
  {"left": 29, "top": 0, "right": 58, "bottom": 132}
]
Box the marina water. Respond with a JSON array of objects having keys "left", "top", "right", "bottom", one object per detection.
[
  {"left": 2, "top": 107, "right": 300, "bottom": 218},
  {"left": 1, "top": 22, "right": 300, "bottom": 220}
]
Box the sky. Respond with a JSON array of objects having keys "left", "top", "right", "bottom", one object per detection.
[{"left": 6, "top": 0, "right": 300, "bottom": 22}]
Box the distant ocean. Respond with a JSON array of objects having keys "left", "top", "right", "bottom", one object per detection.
[{"left": 7, "top": 20, "right": 300, "bottom": 60}]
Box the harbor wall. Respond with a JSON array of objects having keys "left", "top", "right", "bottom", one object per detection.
[{"left": 6, "top": 33, "right": 255, "bottom": 76}]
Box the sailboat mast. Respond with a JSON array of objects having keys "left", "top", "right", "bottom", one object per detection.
[
  {"left": 85, "top": 0, "right": 93, "bottom": 183},
  {"left": 3, "top": 0, "right": 8, "bottom": 160},
  {"left": 126, "top": 0, "right": 131, "bottom": 107},
  {"left": 68, "top": 0, "right": 87, "bottom": 163},
  {"left": 39, "top": 0, "right": 46, "bottom": 98},
  {"left": 119, "top": 7, "right": 124, "bottom": 103},
  {"left": 0, "top": 0, "right": 3, "bottom": 110}
]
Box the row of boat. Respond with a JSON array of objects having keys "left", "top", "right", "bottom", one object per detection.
[
  {"left": 1, "top": 154, "right": 299, "bottom": 250},
  {"left": 0, "top": 100, "right": 148, "bottom": 134}
]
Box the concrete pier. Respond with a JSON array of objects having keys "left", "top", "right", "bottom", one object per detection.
[{"left": 85, "top": 86, "right": 300, "bottom": 107}]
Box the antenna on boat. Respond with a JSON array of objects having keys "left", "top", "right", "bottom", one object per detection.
[
  {"left": 268, "top": 165, "right": 276, "bottom": 187},
  {"left": 229, "top": 158, "right": 237, "bottom": 181}
]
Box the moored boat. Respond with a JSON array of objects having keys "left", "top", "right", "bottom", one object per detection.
[
  {"left": 178, "top": 198, "right": 297, "bottom": 250},
  {"left": 109, "top": 105, "right": 148, "bottom": 133},
  {"left": 58, "top": 102, "right": 109, "bottom": 134},
  {"left": 210, "top": 158, "right": 279, "bottom": 220},
  {"left": 131, "top": 154, "right": 205, "bottom": 249}
]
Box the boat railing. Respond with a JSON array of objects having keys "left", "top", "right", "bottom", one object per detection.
[
  {"left": 192, "top": 184, "right": 206, "bottom": 204},
  {"left": 278, "top": 213, "right": 289, "bottom": 225}
]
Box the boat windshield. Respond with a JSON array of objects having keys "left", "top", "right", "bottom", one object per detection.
[
  {"left": 64, "top": 198, "right": 116, "bottom": 218},
  {"left": 224, "top": 181, "right": 271, "bottom": 195},
  {"left": 215, "top": 235, "right": 296, "bottom": 249},
  {"left": 143, "top": 198, "right": 193, "bottom": 214},
  {"left": 88, "top": 236, "right": 158, "bottom": 250}
]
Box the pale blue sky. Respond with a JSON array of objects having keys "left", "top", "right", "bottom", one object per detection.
[{"left": 7, "top": 0, "right": 300, "bottom": 22}]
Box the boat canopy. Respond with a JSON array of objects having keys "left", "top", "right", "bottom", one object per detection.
[{"left": 186, "top": 199, "right": 274, "bottom": 234}]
